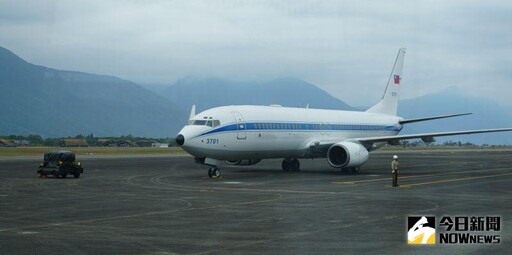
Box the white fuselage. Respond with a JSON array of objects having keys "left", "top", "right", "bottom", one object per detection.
[{"left": 177, "top": 105, "right": 402, "bottom": 160}]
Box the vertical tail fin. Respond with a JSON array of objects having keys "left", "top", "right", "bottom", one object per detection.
[{"left": 366, "top": 48, "right": 406, "bottom": 116}]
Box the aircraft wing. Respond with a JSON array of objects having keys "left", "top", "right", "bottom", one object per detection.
[
  {"left": 350, "top": 128, "right": 512, "bottom": 144},
  {"left": 304, "top": 128, "right": 512, "bottom": 154}
]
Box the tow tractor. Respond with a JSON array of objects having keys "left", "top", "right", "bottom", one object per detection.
[{"left": 37, "top": 151, "right": 83, "bottom": 178}]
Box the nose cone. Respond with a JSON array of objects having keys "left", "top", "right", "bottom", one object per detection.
[{"left": 175, "top": 134, "right": 185, "bottom": 146}]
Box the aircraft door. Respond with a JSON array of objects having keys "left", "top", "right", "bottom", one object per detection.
[
  {"left": 232, "top": 112, "right": 247, "bottom": 140},
  {"left": 321, "top": 123, "right": 330, "bottom": 136}
]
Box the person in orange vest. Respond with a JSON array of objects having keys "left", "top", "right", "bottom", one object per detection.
[{"left": 392, "top": 155, "right": 399, "bottom": 187}]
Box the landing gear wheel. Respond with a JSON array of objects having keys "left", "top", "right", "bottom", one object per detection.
[
  {"left": 208, "top": 168, "right": 221, "bottom": 178},
  {"left": 282, "top": 159, "right": 300, "bottom": 172},
  {"left": 213, "top": 168, "right": 221, "bottom": 178},
  {"left": 351, "top": 167, "right": 360, "bottom": 174}
]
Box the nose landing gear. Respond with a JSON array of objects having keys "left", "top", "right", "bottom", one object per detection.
[{"left": 208, "top": 167, "right": 221, "bottom": 178}]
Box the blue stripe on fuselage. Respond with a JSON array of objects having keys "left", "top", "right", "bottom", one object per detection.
[{"left": 196, "top": 122, "right": 402, "bottom": 138}]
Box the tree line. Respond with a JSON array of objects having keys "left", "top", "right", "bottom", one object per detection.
[{"left": 0, "top": 134, "right": 177, "bottom": 147}]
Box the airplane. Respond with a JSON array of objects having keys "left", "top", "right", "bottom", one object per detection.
[{"left": 175, "top": 48, "right": 512, "bottom": 178}]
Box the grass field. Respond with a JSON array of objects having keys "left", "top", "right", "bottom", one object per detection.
[
  {"left": 378, "top": 145, "right": 512, "bottom": 151},
  {"left": 1, "top": 145, "right": 511, "bottom": 157},
  {"left": 0, "top": 147, "right": 186, "bottom": 156}
]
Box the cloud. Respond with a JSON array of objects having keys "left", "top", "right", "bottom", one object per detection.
[{"left": 1, "top": 0, "right": 511, "bottom": 106}]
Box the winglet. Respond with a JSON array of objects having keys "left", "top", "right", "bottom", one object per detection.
[
  {"left": 187, "top": 105, "right": 196, "bottom": 125},
  {"left": 189, "top": 105, "right": 196, "bottom": 120}
]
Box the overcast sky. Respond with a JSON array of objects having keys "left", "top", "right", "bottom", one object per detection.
[{"left": 1, "top": 0, "right": 511, "bottom": 107}]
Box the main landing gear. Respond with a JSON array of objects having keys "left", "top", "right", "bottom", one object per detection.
[
  {"left": 208, "top": 167, "right": 221, "bottom": 178},
  {"left": 341, "top": 167, "right": 360, "bottom": 174},
  {"left": 282, "top": 158, "right": 300, "bottom": 172}
]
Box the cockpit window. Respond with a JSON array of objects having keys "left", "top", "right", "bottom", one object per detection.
[
  {"left": 192, "top": 120, "right": 207, "bottom": 126},
  {"left": 191, "top": 119, "right": 221, "bottom": 127}
]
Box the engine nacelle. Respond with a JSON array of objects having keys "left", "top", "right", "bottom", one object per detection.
[
  {"left": 225, "top": 159, "right": 262, "bottom": 166},
  {"left": 327, "top": 142, "right": 369, "bottom": 168}
]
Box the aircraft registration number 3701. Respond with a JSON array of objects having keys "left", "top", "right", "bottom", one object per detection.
[{"left": 206, "top": 138, "right": 219, "bottom": 144}]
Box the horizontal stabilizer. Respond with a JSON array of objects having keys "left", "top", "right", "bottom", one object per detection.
[{"left": 399, "top": 113, "right": 472, "bottom": 125}]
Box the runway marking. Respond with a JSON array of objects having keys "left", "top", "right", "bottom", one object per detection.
[
  {"left": 18, "top": 231, "right": 39, "bottom": 235},
  {"left": 0, "top": 194, "right": 288, "bottom": 233},
  {"left": 332, "top": 166, "right": 512, "bottom": 185},
  {"left": 141, "top": 174, "right": 343, "bottom": 195},
  {"left": 364, "top": 158, "right": 512, "bottom": 171},
  {"left": 399, "top": 173, "right": 512, "bottom": 188},
  {"left": 189, "top": 197, "right": 443, "bottom": 255}
]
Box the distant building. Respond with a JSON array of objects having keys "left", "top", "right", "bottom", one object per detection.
[
  {"left": 96, "top": 139, "right": 134, "bottom": 147},
  {"left": 59, "top": 139, "right": 88, "bottom": 147},
  {"left": 0, "top": 139, "right": 16, "bottom": 147},
  {"left": 96, "top": 139, "right": 111, "bottom": 147},
  {"left": 135, "top": 140, "right": 157, "bottom": 147},
  {"left": 151, "top": 143, "right": 169, "bottom": 148}
]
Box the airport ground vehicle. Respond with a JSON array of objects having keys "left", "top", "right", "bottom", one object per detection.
[{"left": 37, "top": 151, "right": 83, "bottom": 178}]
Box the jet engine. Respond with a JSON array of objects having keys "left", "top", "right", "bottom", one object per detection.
[
  {"left": 327, "top": 142, "right": 369, "bottom": 168},
  {"left": 225, "top": 159, "right": 262, "bottom": 166}
]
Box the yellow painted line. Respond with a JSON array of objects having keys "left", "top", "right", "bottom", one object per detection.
[
  {"left": 399, "top": 173, "right": 512, "bottom": 188},
  {"left": 399, "top": 161, "right": 469, "bottom": 169},
  {"left": 374, "top": 157, "right": 512, "bottom": 170},
  {"left": 332, "top": 166, "right": 512, "bottom": 185},
  {"left": 384, "top": 185, "right": 410, "bottom": 189}
]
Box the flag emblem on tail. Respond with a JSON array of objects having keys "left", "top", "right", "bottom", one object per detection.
[{"left": 394, "top": 75, "right": 400, "bottom": 84}]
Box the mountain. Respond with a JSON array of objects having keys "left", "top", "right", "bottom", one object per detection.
[
  {"left": 161, "top": 77, "right": 354, "bottom": 113},
  {"left": 2, "top": 46, "right": 510, "bottom": 144},
  {"left": 0, "top": 47, "right": 187, "bottom": 137},
  {"left": 398, "top": 86, "right": 512, "bottom": 145}
]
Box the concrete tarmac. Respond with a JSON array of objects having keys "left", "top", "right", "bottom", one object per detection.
[{"left": 0, "top": 151, "right": 511, "bottom": 254}]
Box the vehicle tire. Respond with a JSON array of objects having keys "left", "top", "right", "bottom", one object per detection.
[
  {"left": 291, "top": 159, "right": 300, "bottom": 172},
  {"left": 61, "top": 173, "right": 67, "bottom": 178},
  {"left": 208, "top": 168, "right": 213, "bottom": 178},
  {"left": 73, "top": 173, "right": 80, "bottom": 178},
  {"left": 281, "top": 159, "right": 291, "bottom": 171},
  {"left": 53, "top": 171, "right": 60, "bottom": 178}
]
